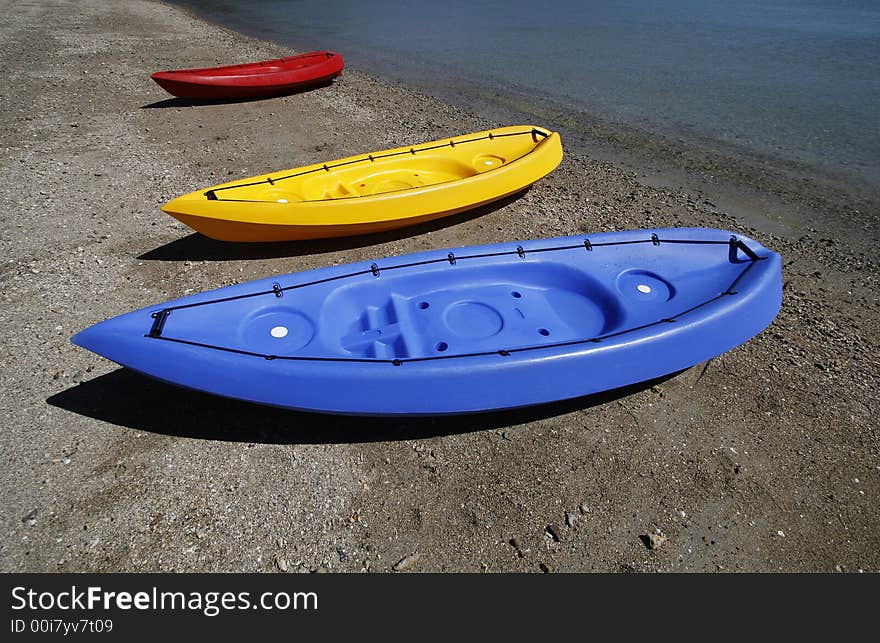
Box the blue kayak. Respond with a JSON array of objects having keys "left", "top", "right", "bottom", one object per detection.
[{"left": 72, "top": 228, "right": 782, "bottom": 415}]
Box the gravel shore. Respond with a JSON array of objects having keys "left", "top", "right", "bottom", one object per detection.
[{"left": 1, "top": 0, "right": 877, "bottom": 572}]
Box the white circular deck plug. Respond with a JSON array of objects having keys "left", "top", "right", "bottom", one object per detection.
[
  {"left": 270, "top": 326, "right": 289, "bottom": 338},
  {"left": 637, "top": 284, "right": 652, "bottom": 294}
]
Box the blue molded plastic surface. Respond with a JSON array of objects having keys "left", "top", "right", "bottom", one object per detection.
[{"left": 72, "top": 228, "right": 783, "bottom": 415}]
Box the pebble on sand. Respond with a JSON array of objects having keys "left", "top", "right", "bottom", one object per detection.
[
  {"left": 509, "top": 538, "right": 525, "bottom": 557},
  {"left": 642, "top": 532, "right": 667, "bottom": 550},
  {"left": 392, "top": 553, "right": 421, "bottom": 572}
]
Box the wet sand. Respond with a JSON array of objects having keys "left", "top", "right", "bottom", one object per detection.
[{"left": 0, "top": 0, "right": 877, "bottom": 572}]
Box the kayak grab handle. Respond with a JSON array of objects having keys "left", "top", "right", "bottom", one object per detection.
[
  {"left": 148, "top": 309, "right": 172, "bottom": 338},
  {"left": 729, "top": 236, "right": 761, "bottom": 262}
]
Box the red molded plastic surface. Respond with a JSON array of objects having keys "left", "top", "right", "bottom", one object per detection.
[{"left": 150, "top": 51, "right": 344, "bottom": 100}]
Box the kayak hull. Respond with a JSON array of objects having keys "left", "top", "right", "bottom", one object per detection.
[
  {"left": 72, "top": 228, "right": 782, "bottom": 416},
  {"left": 161, "top": 126, "right": 563, "bottom": 242},
  {"left": 167, "top": 191, "right": 524, "bottom": 242},
  {"left": 150, "top": 51, "right": 344, "bottom": 100}
]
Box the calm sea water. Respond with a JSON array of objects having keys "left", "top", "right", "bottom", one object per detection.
[{"left": 171, "top": 0, "right": 880, "bottom": 188}]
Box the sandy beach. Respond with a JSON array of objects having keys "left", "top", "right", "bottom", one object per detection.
[{"left": 1, "top": 0, "right": 878, "bottom": 572}]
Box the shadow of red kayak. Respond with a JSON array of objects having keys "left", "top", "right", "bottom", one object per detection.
[{"left": 141, "top": 79, "right": 335, "bottom": 108}]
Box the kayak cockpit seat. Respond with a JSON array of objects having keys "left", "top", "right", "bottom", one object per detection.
[
  {"left": 299, "top": 156, "right": 481, "bottom": 200},
  {"left": 319, "top": 261, "right": 625, "bottom": 360}
]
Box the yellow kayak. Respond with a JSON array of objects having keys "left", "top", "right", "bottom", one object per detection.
[{"left": 162, "top": 125, "right": 563, "bottom": 242}]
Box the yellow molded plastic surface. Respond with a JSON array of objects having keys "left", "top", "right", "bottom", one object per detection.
[{"left": 161, "top": 125, "right": 563, "bottom": 242}]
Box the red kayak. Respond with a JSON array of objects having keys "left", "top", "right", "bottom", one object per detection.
[{"left": 150, "top": 51, "right": 344, "bottom": 100}]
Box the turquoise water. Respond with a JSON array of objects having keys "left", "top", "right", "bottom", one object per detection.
[{"left": 172, "top": 0, "right": 880, "bottom": 188}]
